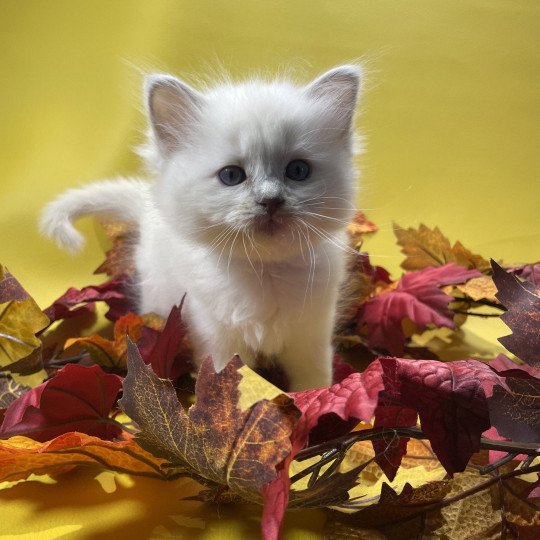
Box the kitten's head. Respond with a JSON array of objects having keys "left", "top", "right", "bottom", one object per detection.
[{"left": 142, "top": 66, "right": 361, "bottom": 261}]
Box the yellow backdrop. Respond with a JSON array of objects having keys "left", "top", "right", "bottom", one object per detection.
[{"left": 1, "top": 1, "right": 539, "bottom": 538}]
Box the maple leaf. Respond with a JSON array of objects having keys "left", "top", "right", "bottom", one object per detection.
[
  {"left": 491, "top": 260, "right": 540, "bottom": 368},
  {"left": 93, "top": 220, "right": 137, "bottom": 278},
  {"left": 394, "top": 223, "right": 490, "bottom": 272},
  {"left": 347, "top": 211, "right": 378, "bottom": 248},
  {"left": 64, "top": 312, "right": 144, "bottom": 369},
  {"left": 0, "top": 375, "right": 30, "bottom": 409},
  {"left": 486, "top": 355, "right": 540, "bottom": 446},
  {"left": 44, "top": 276, "right": 131, "bottom": 323},
  {"left": 357, "top": 264, "right": 481, "bottom": 355},
  {"left": 262, "top": 362, "right": 386, "bottom": 539},
  {"left": 378, "top": 357, "right": 504, "bottom": 475},
  {"left": 0, "top": 364, "right": 122, "bottom": 441},
  {"left": 0, "top": 432, "right": 171, "bottom": 483},
  {"left": 0, "top": 267, "right": 49, "bottom": 375},
  {"left": 136, "top": 301, "right": 192, "bottom": 381},
  {"left": 509, "top": 263, "right": 540, "bottom": 287},
  {"left": 456, "top": 274, "right": 499, "bottom": 303},
  {"left": 119, "top": 339, "right": 299, "bottom": 503},
  {"left": 372, "top": 404, "right": 418, "bottom": 480}
]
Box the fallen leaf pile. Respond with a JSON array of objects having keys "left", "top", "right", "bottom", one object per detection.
[{"left": 1, "top": 216, "right": 539, "bottom": 540}]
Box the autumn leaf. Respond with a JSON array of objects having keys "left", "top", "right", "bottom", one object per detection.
[
  {"left": 492, "top": 259, "right": 540, "bottom": 367},
  {"left": 357, "top": 264, "right": 481, "bottom": 355},
  {"left": 94, "top": 220, "right": 137, "bottom": 278},
  {"left": 509, "top": 263, "right": 540, "bottom": 287},
  {"left": 64, "top": 312, "right": 144, "bottom": 369},
  {"left": 0, "top": 375, "right": 30, "bottom": 409},
  {"left": 262, "top": 362, "right": 386, "bottom": 540},
  {"left": 0, "top": 364, "right": 122, "bottom": 441},
  {"left": 347, "top": 212, "right": 378, "bottom": 247},
  {"left": 119, "top": 339, "right": 299, "bottom": 502},
  {"left": 456, "top": 274, "right": 499, "bottom": 303},
  {"left": 136, "top": 301, "right": 192, "bottom": 381},
  {"left": 394, "top": 223, "right": 490, "bottom": 272},
  {"left": 378, "top": 357, "right": 503, "bottom": 474},
  {"left": 0, "top": 267, "right": 50, "bottom": 375},
  {"left": 0, "top": 432, "right": 171, "bottom": 483},
  {"left": 44, "top": 276, "right": 131, "bottom": 323}
]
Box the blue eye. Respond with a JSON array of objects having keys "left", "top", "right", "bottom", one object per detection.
[
  {"left": 285, "top": 160, "right": 310, "bottom": 181},
  {"left": 218, "top": 166, "right": 247, "bottom": 186}
]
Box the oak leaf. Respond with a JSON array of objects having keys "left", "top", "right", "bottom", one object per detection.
[
  {"left": 0, "top": 432, "right": 171, "bottom": 483},
  {"left": 492, "top": 260, "right": 540, "bottom": 367},
  {"left": 0, "top": 364, "right": 122, "bottom": 441},
  {"left": 394, "top": 223, "right": 490, "bottom": 272}
]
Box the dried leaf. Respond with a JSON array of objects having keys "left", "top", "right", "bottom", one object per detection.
[
  {"left": 0, "top": 298, "right": 49, "bottom": 373},
  {"left": 0, "top": 375, "right": 30, "bottom": 408},
  {"left": 456, "top": 275, "right": 499, "bottom": 303},
  {"left": 0, "top": 364, "right": 122, "bottom": 441},
  {"left": 0, "top": 432, "right": 170, "bottom": 483},
  {"left": 379, "top": 357, "right": 503, "bottom": 474},
  {"left": 394, "top": 223, "right": 490, "bottom": 272},
  {"left": 347, "top": 212, "right": 378, "bottom": 247},
  {"left": 119, "top": 339, "right": 298, "bottom": 502},
  {"left": 94, "top": 220, "right": 137, "bottom": 278},
  {"left": 357, "top": 264, "right": 481, "bottom": 355},
  {"left": 489, "top": 377, "right": 540, "bottom": 443},
  {"left": 64, "top": 312, "right": 144, "bottom": 369},
  {"left": 136, "top": 301, "right": 192, "bottom": 381},
  {"left": 492, "top": 260, "right": 540, "bottom": 367},
  {"left": 44, "top": 276, "right": 131, "bottom": 323}
]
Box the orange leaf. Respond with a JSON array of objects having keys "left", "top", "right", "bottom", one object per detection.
[
  {"left": 64, "top": 312, "right": 144, "bottom": 369},
  {"left": 0, "top": 432, "right": 172, "bottom": 483}
]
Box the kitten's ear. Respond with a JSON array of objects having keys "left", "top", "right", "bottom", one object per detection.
[
  {"left": 305, "top": 65, "right": 361, "bottom": 134},
  {"left": 145, "top": 74, "right": 203, "bottom": 156}
]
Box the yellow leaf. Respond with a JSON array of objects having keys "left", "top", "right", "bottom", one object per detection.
[
  {"left": 394, "top": 223, "right": 490, "bottom": 272},
  {"left": 0, "top": 298, "right": 49, "bottom": 369}
]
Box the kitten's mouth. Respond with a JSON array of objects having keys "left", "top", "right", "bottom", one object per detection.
[{"left": 252, "top": 215, "right": 286, "bottom": 236}]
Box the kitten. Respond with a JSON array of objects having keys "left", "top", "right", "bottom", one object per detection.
[{"left": 40, "top": 65, "right": 361, "bottom": 391}]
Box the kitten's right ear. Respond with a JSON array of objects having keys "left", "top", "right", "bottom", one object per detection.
[{"left": 145, "top": 74, "right": 203, "bottom": 156}]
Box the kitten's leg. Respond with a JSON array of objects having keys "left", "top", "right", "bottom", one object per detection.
[{"left": 280, "top": 321, "right": 334, "bottom": 392}]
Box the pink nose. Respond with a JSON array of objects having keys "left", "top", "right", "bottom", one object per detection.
[{"left": 258, "top": 197, "right": 284, "bottom": 216}]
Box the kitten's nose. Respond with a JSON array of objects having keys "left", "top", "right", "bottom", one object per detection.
[{"left": 257, "top": 196, "right": 284, "bottom": 216}]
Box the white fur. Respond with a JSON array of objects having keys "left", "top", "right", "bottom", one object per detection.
[{"left": 40, "top": 66, "right": 362, "bottom": 391}]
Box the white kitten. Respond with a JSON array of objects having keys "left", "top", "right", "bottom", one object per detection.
[{"left": 40, "top": 66, "right": 361, "bottom": 391}]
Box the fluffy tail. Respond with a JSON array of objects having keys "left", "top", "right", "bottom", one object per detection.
[{"left": 40, "top": 177, "right": 151, "bottom": 252}]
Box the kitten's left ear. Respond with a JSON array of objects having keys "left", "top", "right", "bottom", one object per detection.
[
  {"left": 305, "top": 65, "right": 361, "bottom": 134},
  {"left": 145, "top": 74, "right": 203, "bottom": 156}
]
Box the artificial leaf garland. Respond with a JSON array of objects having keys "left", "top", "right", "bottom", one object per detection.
[{"left": 0, "top": 221, "right": 538, "bottom": 540}]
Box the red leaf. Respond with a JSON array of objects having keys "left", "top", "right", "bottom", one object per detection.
[
  {"left": 358, "top": 263, "right": 481, "bottom": 355},
  {"left": 44, "top": 276, "right": 130, "bottom": 323},
  {"left": 492, "top": 260, "right": 540, "bottom": 368},
  {"left": 262, "top": 361, "right": 385, "bottom": 536},
  {"left": 373, "top": 404, "right": 417, "bottom": 480},
  {"left": 509, "top": 263, "right": 540, "bottom": 288},
  {"left": 379, "top": 357, "right": 503, "bottom": 474},
  {"left": 137, "top": 300, "right": 191, "bottom": 381},
  {"left": 0, "top": 364, "right": 122, "bottom": 441}
]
